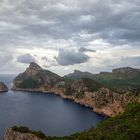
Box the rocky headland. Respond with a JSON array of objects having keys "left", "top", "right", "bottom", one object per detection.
[
  {"left": 0, "top": 82, "right": 8, "bottom": 93},
  {"left": 4, "top": 128, "right": 41, "bottom": 140},
  {"left": 12, "top": 62, "right": 137, "bottom": 117}
]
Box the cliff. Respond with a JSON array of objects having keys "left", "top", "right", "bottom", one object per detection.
[
  {"left": 4, "top": 128, "right": 41, "bottom": 140},
  {"left": 0, "top": 82, "right": 8, "bottom": 92},
  {"left": 12, "top": 63, "right": 135, "bottom": 117}
]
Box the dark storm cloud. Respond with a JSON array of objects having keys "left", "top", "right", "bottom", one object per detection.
[
  {"left": 0, "top": 0, "right": 140, "bottom": 44},
  {"left": 54, "top": 49, "right": 90, "bottom": 66},
  {"left": 17, "top": 54, "right": 36, "bottom": 64},
  {"left": 79, "top": 47, "right": 96, "bottom": 52},
  {"left": 0, "top": 0, "right": 140, "bottom": 73}
]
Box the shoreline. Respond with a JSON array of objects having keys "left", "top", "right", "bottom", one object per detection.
[{"left": 11, "top": 87, "right": 110, "bottom": 117}]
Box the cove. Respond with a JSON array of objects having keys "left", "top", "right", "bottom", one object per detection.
[{"left": 0, "top": 75, "right": 105, "bottom": 138}]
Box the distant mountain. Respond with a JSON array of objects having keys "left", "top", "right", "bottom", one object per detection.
[
  {"left": 64, "top": 67, "right": 140, "bottom": 79},
  {"left": 64, "top": 67, "right": 140, "bottom": 94},
  {"left": 0, "top": 82, "right": 8, "bottom": 93},
  {"left": 64, "top": 70, "right": 93, "bottom": 79},
  {"left": 112, "top": 67, "right": 140, "bottom": 78}
]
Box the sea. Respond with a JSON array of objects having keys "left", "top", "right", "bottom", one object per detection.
[{"left": 0, "top": 74, "right": 105, "bottom": 138}]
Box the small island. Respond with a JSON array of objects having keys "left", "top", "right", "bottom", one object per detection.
[{"left": 0, "top": 82, "right": 8, "bottom": 93}]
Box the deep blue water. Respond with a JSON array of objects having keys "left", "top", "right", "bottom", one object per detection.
[{"left": 0, "top": 75, "right": 105, "bottom": 138}]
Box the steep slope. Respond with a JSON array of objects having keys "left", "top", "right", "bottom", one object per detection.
[
  {"left": 0, "top": 82, "right": 8, "bottom": 92},
  {"left": 4, "top": 101, "right": 140, "bottom": 140},
  {"left": 12, "top": 62, "right": 62, "bottom": 90}
]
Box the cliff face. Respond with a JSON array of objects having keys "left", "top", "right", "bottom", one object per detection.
[
  {"left": 0, "top": 82, "right": 8, "bottom": 92},
  {"left": 12, "top": 63, "right": 135, "bottom": 117},
  {"left": 4, "top": 128, "right": 41, "bottom": 140}
]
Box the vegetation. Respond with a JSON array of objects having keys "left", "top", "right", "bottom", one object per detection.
[
  {"left": 12, "top": 101, "right": 140, "bottom": 140},
  {"left": 19, "top": 78, "right": 39, "bottom": 89},
  {"left": 64, "top": 74, "right": 140, "bottom": 95},
  {"left": 82, "top": 78, "right": 103, "bottom": 92}
]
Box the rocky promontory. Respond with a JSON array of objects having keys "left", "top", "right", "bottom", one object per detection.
[
  {"left": 4, "top": 128, "right": 41, "bottom": 140},
  {"left": 0, "top": 82, "right": 8, "bottom": 93},
  {"left": 12, "top": 62, "right": 135, "bottom": 117}
]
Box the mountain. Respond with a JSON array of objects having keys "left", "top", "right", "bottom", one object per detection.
[
  {"left": 112, "top": 67, "right": 140, "bottom": 78},
  {"left": 93, "top": 67, "right": 140, "bottom": 94},
  {"left": 4, "top": 101, "right": 140, "bottom": 140},
  {"left": 64, "top": 70, "right": 93, "bottom": 79},
  {"left": 0, "top": 82, "right": 8, "bottom": 92},
  {"left": 64, "top": 67, "right": 140, "bottom": 94},
  {"left": 12, "top": 62, "right": 62, "bottom": 90}
]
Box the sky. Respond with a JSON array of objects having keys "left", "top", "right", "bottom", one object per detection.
[{"left": 0, "top": 0, "right": 140, "bottom": 76}]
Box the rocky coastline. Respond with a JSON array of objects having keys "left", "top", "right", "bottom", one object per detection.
[{"left": 12, "top": 86, "right": 134, "bottom": 117}]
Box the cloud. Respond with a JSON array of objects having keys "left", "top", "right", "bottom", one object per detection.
[
  {"left": 54, "top": 49, "right": 90, "bottom": 66},
  {"left": 0, "top": 0, "right": 140, "bottom": 43},
  {"left": 0, "top": 0, "right": 140, "bottom": 74},
  {"left": 17, "top": 54, "right": 36, "bottom": 64},
  {"left": 0, "top": 54, "right": 13, "bottom": 66},
  {"left": 121, "top": 56, "right": 140, "bottom": 67},
  {"left": 79, "top": 47, "right": 96, "bottom": 52},
  {"left": 41, "top": 56, "right": 48, "bottom": 61}
]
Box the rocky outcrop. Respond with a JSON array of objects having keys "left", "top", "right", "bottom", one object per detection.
[
  {"left": 0, "top": 82, "right": 8, "bottom": 92},
  {"left": 4, "top": 128, "right": 41, "bottom": 140}
]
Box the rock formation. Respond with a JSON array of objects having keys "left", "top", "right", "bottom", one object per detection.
[
  {"left": 0, "top": 82, "right": 8, "bottom": 92},
  {"left": 4, "top": 128, "right": 41, "bottom": 140},
  {"left": 12, "top": 62, "right": 62, "bottom": 90}
]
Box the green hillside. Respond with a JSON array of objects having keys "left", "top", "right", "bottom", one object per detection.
[{"left": 93, "top": 75, "right": 140, "bottom": 94}]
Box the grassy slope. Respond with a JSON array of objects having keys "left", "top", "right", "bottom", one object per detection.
[{"left": 12, "top": 101, "right": 140, "bottom": 140}]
